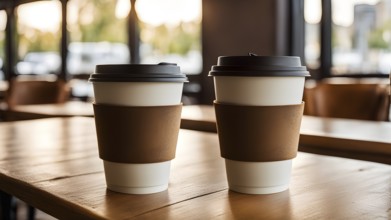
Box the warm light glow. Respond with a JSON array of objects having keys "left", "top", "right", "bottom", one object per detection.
[
  {"left": 115, "top": 0, "right": 131, "bottom": 19},
  {"left": 0, "top": 11, "right": 6, "bottom": 31},
  {"left": 67, "top": 1, "right": 95, "bottom": 26},
  {"left": 17, "top": 1, "right": 61, "bottom": 33},
  {"left": 136, "top": 0, "right": 201, "bottom": 26},
  {"left": 67, "top": 1, "right": 79, "bottom": 26},
  {"left": 305, "top": 0, "right": 322, "bottom": 24}
]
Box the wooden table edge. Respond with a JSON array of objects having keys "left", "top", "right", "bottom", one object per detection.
[{"left": 0, "top": 172, "right": 105, "bottom": 220}]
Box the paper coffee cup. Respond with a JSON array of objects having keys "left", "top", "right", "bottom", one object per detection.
[
  {"left": 209, "top": 55, "right": 310, "bottom": 194},
  {"left": 211, "top": 55, "right": 308, "bottom": 106},
  {"left": 89, "top": 63, "right": 187, "bottom": 194}
]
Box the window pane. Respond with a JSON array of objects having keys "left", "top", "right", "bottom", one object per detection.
[
  {"left": 16, "top": 1, "right": 61, "bottom": 75},
  {"left": 67, "top": 0, "right": 130, "bottom": 75},
  {"left": 0, "top": 10, "right": 5, "bottom": 80},
  {"left": 332, "top": 0, "right": 391, "bottom": 75},
  {"left": 304, "top": 0, "right": 322, "bottom": 69},
  {"left": 136, "top": 0, "right": 202, "bottom": 74}
]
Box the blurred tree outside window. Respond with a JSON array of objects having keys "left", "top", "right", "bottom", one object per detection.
[
  {"left": 0, "top": 10, "right": 5, "bottom": 80},
  {"left": 136, "top": 0, "right": 202, "bottom": 74},
  {"left": 331, "top": 0, "right": 391, "bottom": 75},
  {"left": 67, "top": 0, "right": 130, "bottom": 75},
  {"left": 16, "top": 1, "right": 61, "bottom": 75}
]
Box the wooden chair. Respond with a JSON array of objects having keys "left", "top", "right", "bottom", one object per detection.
[
  {"left": 307, "top": 82, "right": 389, "bottom": 121},
  {"left": 303, "top": 85, "right": 317, "bottom": 116},
  {"left": 5, "top": 78, "right": 70, "bottom": 109},
  {"left": 1, "top": 77, "right": 70, "bottom": 122}
]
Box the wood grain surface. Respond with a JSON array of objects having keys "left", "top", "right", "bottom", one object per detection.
[{"left": 0, "top": 117, "right": 390, "bottom": 219}]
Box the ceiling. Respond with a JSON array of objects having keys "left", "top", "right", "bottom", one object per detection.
[{"left": 0, "top": 0, "right": 62, "bottom": 10}]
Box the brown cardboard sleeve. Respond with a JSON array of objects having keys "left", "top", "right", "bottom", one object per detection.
[
  {"left": 93, "top": 104, "right": 182, "bottom": 163},
  {"left": 214, "top": 102, "right": 304, "bottom": 162}
]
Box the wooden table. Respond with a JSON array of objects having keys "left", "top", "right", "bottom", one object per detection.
[
  {"left": 0, "top": 117, "right": 390, "bottom": 219},
  {"left": 0, "top": 101, "right": 94, "bottom": 120},
  {"left": 0, "top": 102, "right": 214, "bottom": 123},
  {"left": 299, "top": 116, "right": 391, "bottom": 164},
  {"left": 2, "top": 103, "right": 391, "bottom": 164}
]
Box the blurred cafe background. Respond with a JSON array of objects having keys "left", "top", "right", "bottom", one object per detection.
[
  {"left": 0, "top": 0, "right": 391, "bottom": 219},
  {"left": 0, "top": 0, "right": 390, "bottom": 117}
]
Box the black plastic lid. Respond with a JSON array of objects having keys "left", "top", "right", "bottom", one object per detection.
[
  {"left": 209, "top": 54, "right": 310, "bottom": 77},
  {"left": 89, "top": 63, "right": 188, "bottom": 82}
]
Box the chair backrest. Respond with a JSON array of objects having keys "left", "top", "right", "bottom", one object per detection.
[
  {"left": 5, "top": 78, "right": 70, "bottom": 109},
  {"left": 308, "top": 82, "right": 389, "bottom": 121},
  {"left": 303, "top": 85, "right": 317, "bottom": 116}
]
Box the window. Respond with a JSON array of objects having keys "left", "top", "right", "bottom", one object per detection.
[
  {"left": 136, "top": 0, "right": 202, "bottom": 74},
  {"left": 67, "top": 0, "right": 130, "bottom": 75},
  {"left": 305, "top": 0, "right": 391, "bottom": 77},
  {"left": 332, "top": 0, "right": 391, "bottom": 75},
  {"left": 4, "top": 0, "right": 203, "bottom": 102},
  {"left": 16, "top": 1, "right": 61, "bottom": 75},
  {"left": 0, "top": 10, "right": 5, "bottom": 80}
]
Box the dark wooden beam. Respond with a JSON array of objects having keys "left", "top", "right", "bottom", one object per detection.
[
  {"left": 59, "top": 0, "right": 68, "bottom": 81},
  {"left": 275, "top": 0, "right": 289, "bottom": 56},
  {"left": 288, "top": 0, "right": 305, "bottom": 62},
  {"left": 4, "top": 4, "right": 16, "bottom": 81},
  {"left": 128, "top": 0, "right": 140, "bottom": 64},
  {"left": 320, "top": 0, "right": 332, "bottom": 79},
  {"left": 0, "top": 2, "right": 10, "bottom": 10},
  {"left": 0, "top": 0, "right": 51, "bottom": 9}
]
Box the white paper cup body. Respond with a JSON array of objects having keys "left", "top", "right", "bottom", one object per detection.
[
  {"left": 103, "top": 161, "right": 171, "bottom": 194},
  {"left": 225, "top": 159, "right": 292, "bottom": 194},
  {"left": 214, "top": 75, "right": 305, "bottom": 194},
  {"left": 92, "top": 81, "right": 184, "bottom": 194},
  {"left": 93, "top": 81, "right": 184, "bottom": 106},
  {"left": 214, "top": 76, "right": 305, "bottom": 106}
]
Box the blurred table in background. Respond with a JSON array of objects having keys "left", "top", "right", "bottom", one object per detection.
[{"left": 1, "top": 101, "right": 93, "bottom": 120}]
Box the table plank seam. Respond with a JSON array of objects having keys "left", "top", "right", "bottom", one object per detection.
[
  {"left": 129, "top": 188, "right": 227, "bottom": 219},
  {"left": 31, "top": 171, "right": 104, "bottom": 184}
]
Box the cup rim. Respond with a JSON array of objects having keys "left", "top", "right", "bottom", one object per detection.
[
  {"left": 209, "top": 55, "right": 310, "bottom": 77},
  {"left": 89, "top": 63, "right": 188, "bottom": 83}
]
